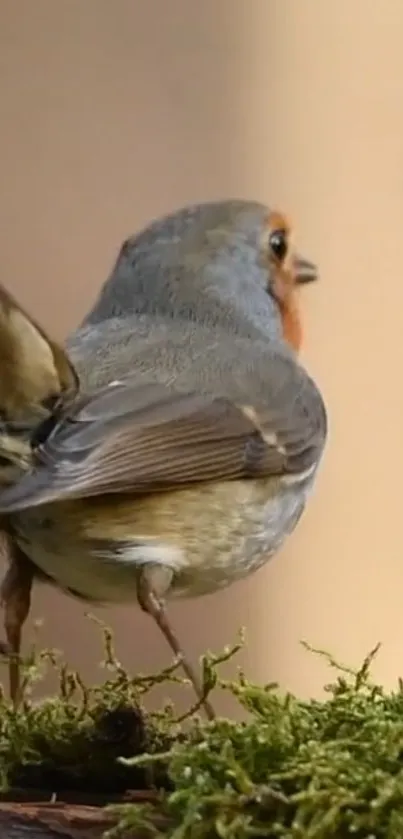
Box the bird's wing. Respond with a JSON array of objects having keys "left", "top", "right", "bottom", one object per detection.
[{"left": 0, "top": 355, "right": 327, "bottom": 512}]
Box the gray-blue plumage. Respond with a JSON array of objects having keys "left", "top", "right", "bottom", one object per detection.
[{"left": 1, "top": 200, "right": 327, "bottom": 604}]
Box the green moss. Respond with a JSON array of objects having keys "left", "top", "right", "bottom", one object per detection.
[
  {"left": 0, "top": 617, "right": 179, "bottom": 795},
  {"left": 1, "top": 621, "right": 403, "bottom": 838}
]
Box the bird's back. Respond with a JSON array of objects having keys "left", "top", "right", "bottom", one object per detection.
[{"left": 66, "top": 315, "right": 325, "bottom": 445}]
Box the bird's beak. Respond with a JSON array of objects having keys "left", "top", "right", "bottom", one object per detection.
[{"left": 294, "top": 255, "right": 318, "bottom": 284}]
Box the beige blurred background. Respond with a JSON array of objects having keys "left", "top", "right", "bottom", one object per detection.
[{"left": 0, "top": 0, "right": 402, "bottom": 714}]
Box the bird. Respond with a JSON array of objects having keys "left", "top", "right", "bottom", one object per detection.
[
  {"left": 0, "top": 200, "right": 327, "bottom": 716},
  {"left": 0, "top": 285, "right": 80, "bottom": 700},
  {"left": 0, "top": 282, "right": 78, "bottom": 503}
]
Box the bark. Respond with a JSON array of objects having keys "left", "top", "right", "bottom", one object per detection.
[{"left": 0, "top": 796, "right": 162, "bottom": 839}]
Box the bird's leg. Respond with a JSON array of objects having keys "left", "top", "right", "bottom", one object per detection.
[
  {"left": 0, "top": 544, "right": 34, "bottom": 707},
  {"left": 137, "top": 564, "right": 216, "bottom": 721}
]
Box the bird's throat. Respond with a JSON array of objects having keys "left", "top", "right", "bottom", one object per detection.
[{"left": 279, "top": 295, "right": 303, "bottom": 353}]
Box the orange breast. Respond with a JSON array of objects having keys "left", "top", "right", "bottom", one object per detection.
[{"left": 279, "top": 293, "right": 303, "bottom": 353}]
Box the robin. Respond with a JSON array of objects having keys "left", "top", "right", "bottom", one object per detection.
[{"left": 0, "top": 200, "right": 327, "bottom": 716}]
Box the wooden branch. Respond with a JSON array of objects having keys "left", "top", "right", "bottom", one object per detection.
[{"left": 0, "top": 799, "right": 164, "bottom": 839}]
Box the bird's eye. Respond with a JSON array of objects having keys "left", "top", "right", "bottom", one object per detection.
[{"left": 269, "top": 228, "right": 288, "bottom": 262}]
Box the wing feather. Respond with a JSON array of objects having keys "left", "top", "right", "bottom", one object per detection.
[{"left": 0, "top": 360, "right": 326, "bottom": 512}]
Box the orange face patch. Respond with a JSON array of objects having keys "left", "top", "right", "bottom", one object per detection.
[{"left": 263, "top": 211, "right": 303, "bottom": 353}]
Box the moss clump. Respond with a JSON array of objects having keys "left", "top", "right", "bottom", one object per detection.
[
  {"left": 110, "top": 643, "right": 403, "bottom": 839},
  {"left": 1, "top": 622, "right": 403, "bottom": 838},
  {"left": 0, "top": 617, "right": 180, "bottom": 795}
]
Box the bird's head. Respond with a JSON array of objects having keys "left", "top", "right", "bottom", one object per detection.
[{"left": 81, "top": 199, "right": 318, "bottom": 352}]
